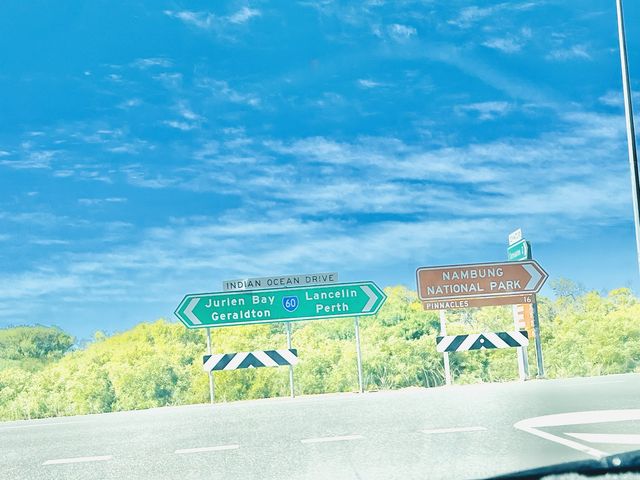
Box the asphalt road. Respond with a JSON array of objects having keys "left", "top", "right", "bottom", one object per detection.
[{"left": 2, "top": 373, "right": 639, "bottom": 480}]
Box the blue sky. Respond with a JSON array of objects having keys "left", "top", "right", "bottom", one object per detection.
[{"left": 1, "top": 1, "right": 639, "bottom": 338}]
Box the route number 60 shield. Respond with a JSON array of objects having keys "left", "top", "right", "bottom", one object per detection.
[{"left": 282, "top": 296, "right": 299, "bottom": 312}]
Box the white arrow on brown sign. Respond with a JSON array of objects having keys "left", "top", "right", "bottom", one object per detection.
[{"left": 416, "top": 260, "right": 548, "bottom": 302}]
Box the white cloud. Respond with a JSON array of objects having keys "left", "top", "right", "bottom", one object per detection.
[
  {"left": 164, "top": 10, "right": 214, "bottom": 29},
  {"left": 118, "top": 98, "right": 142, "bottom": 109},
  {"left": 227, "top": 7, "right": 261, "bottom": 24},
  {"left": 482, "top": 37, "right": 523, "bottom": 54},
  {"left": 78, "top": 197, "right": 127, "bottom": 206},
  {"left": 197, "top": 78, "right": 261, "bottom": 107},
  {"left": 311, "top": 92, "right": 345, "bottom": 108},
  {"left": 422, "top": 42, "right": 554, "bottom": 106},
  {"left": 388, "top": 23, "right": 417, "bottom": 41},
  {"left": 163, "top": 120, "right": 197, "bottom": 131},
  {"left": 546, "top": 44, "right": 591, "bottom": 61},
  {"left": 456, "top": 101, "right": 512, "bottom": 120},
  {"left": 600, "top": 91, "right": 621, "bottom": 107},
  {"left": 449, "top": 5, "right": 496, "bottom": 28},
  {"left": 29, "top": 239, "right": 70, "bottom": 246},
  {"left": 121, "top": 165, "right": 176, "bottom": 189},
  {"left": 449, "top": 2, "right": 537, "bottom": 29},
  {"left": 177, "top": 103, "right": 201, "bottom": 121},
  {"left": 599, "top": 90, "right": 640, "bottom": 107},
  {"left": 131, "top": 57, "right": 173, "bottom": 69},
  {"left": 357, "top": 79, "right": 388, "bottom": 89},
  {"left": 0, "top": 145, "right": 57, "bottom": 170},
  {"left": 0, "top": 110, "right": 631, "bottom": 327},
  {"left": 153, "top": 73, "right": 183, "bottom": 90},
  {"left": 107, "top": 73, "right": 124, "bottom": 83},
  {"left": 260, "top": 111, "right": 627, "bottom": 220},
  {"left": 106, "top": 139, "right": 152, "bottom": 154},
  {"left": 164, "top": 7, "right": 261, "bottom": 32},
  {"left": 0, "top": 273, "right": 81, "bottom": 300}
]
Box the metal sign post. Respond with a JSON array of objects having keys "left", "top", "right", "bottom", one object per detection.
[
  {"left": 206, "top": 328, "right": 214, "bottom": 404},
  {"left": 532, "top": 300, "right": 545, "bottom": 377},
  {"left": 439, "top": 310, "right": 452, "bottom": 385},
  {"left": 512, "top": 305, "right": 529, "bottom": 381},
  {"left": 508, "top": 229, "right": 531, "bottom": 381},
  {"left": 286, "top": 323, "right": 295, "bottom": 398},
  {"left": 354, "top": 317, "right": 364, "bottom": 393},
  {"left": 615, "top": 0, "right": 640, "bottom": 277}
]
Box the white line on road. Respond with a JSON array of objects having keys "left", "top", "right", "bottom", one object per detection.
[
  {"left": 422, "top": 426, "right": 486, "bottom": 435},
  {"left": 512, "top": 410, "right": 640, "bottom": 458},
  {"left": 515, "top": 424, "right": 607, "bottom": 458},
  {"left": 43, "top": 455, "right": 112, "bottom": 465},
  {"left": 0, "top": 421, "right": 85, "bottom": 431},
  {"left": 301, "top": 434, "right": 364, "bottom": 444},
  {"left": 515, "top": 410, "right": 640, "bottom": 428},
  {"left": 565, "top": 433, "right": 640, "bottom": 445},
  {"left": 557, "top": 380, "right": 625, "bottom": 388},
  {"left": 175, "top": 445, "right": 240, "bottom": 454}
]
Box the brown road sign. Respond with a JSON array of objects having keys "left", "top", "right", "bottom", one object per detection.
[
  {"left": 422, "top": 294, "right": 536, "bottom": 311},
  {"left": 416, "top": 260, "right": 548, "bottom": 302}
]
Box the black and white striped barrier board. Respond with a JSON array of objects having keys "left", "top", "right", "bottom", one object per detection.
[
  {"left": 203, "top": 349, "right": 299, "bottom": 371},
  {"left": 436, "top": 331, "right": 529, "bottom": 353}
]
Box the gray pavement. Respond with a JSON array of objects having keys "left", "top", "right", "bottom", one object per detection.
[{"left": 1, "top": 373, "right": 639, "bottom": 480}]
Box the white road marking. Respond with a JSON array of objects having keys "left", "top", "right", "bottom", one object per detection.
[
  {"left": 175, "top": 444, "right": 240, "bottom": 454},
  {"left": 43, "top": 455, "right": 112, "bottom": 465},
  {"left": 565, "top": 433, "right": 640, "bottom": 445},
  {"left": 516, "top": 410, "right": 640, "bottom": 428},
  {"left": 301, "top": 434, "right": 364, "bottom": 444},
  {"left": 0, "top": 421, "right": 85, "bottom": 431},
  {"left": 557, "top": 380, "right": 625, "bottom": 388},
  {"left": 422, "top": 426, "right": 486, "bottom": 435},
  {"left": 514, "top": 410, "right": 640, "bottom": 459},
  {"left": 515, "top": 424, "right": 607, "bottom": 458}
]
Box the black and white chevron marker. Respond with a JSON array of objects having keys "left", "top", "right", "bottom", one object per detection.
[
  {"left": 436, "top": 331, "right": 529, "bottom": 353},
  {"left": 203, "top": 349, "right": 299, "bottom": 371}
]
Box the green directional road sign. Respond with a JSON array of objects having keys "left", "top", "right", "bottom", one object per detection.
[
  {"left": 175, "top": 281, "right": 387, "bottom": 329},
  {"left": 507, "top": 239, "right": 531, "bottom": 261}
]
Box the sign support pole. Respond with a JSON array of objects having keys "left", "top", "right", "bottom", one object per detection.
[
  {"left": 354, "top": 317, "right": 364, "bottom": 393},
  {"left": 615, "top": 0, "right": 640, "bottom": 277},
  {"left": 512, "top": 305, "right": 528, "bottom": 381},
  {"left": 206, "top": 328, "right": 215, "bottom": 404},
  {"left": 286, "top": 323, "right": 295, "bottom": 398},
  {"left": 439, "top": 310, "right": 452, "bottom": 385},
  {"left": 532, "top": 300, "right": 545, "bottom": 378}
]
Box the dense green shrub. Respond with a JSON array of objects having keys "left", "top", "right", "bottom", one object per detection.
[{"left": 0, "top": 284, "right": 638, "bottom": 421}]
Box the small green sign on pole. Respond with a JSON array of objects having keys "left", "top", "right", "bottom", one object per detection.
[
  {"left": 175, "top": 281, "right": 386, "bottom": 329},
  {"left": 507, "top": 239, "right": 531, "bottom": 261}
]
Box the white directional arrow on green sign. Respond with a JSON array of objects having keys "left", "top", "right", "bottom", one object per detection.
[{"left": 175, "top": 281, "right": 387, "bottom": 329}]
